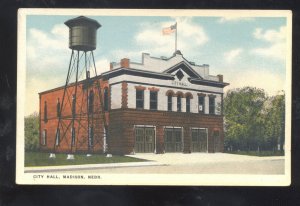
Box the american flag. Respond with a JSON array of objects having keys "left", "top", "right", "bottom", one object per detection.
[{"left": 162, "top": 23, "right": 177, "bottom": 35}]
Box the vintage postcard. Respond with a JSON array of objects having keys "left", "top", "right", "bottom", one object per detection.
[{"left": 16, "top": 9, "right": 291, "bottom": 185}]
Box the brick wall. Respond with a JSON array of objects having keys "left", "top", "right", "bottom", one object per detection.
[
  {"left": 39, "top": 78, "right": 109, "bottom": 153},
  {"left": 108, "top": 108, "right": 224, "bottom": 154}
]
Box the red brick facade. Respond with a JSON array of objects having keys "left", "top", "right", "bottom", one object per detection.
[
  {"left": 39, "top": 61, "right": 226, "bottom": 155},
  {"left": 108, "top": 109, "right": 224, "bottom": 154},
  {"left": 39, "top": 78, "right": 109, "bottom": 153}
]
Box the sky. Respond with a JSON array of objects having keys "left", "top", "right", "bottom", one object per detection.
[{"left": 25, "top": 14, "right": 288, "bottom": 116}]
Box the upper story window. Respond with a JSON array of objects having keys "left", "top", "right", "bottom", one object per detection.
[
  {"left": 177, "top": 96, "right": 182, "bottom": 112},
  {"left": 43, "top": 101, "right": 48, "bottom": 123},
  {"left": 168, "top": 95, "right": 172, "bottom": 111},
  {"left": 166, "top": 90, "right": 175, "bottom": 112},
  {"left": 198, "top": 95, "right": 205, "bottom": 113},
  {"left": 176, "top": 91, "right": 184, "bottom": 112},
  {"left": 209, "top": 96, "right": 216, "bottom": 115},
  {"left": 88, "top": 90, "right": 94, "bottom": 114},
  {"left": 56, "top": 98, "right": 61, "bottom": 118},
  {"left": 150, "top": 91, "right": 158, "bottom": 110},
  {"left": 136, "top": 90, "right": 144, "bottom": 109},
  {"left": 104, "top": 88, "right": 109, "bottom": 111},
  {"left": 185, "top": 92, "right": 193, "bottom": 113},
  {"left": 186, "top": 96, "right": 190, "bottom": 113}
]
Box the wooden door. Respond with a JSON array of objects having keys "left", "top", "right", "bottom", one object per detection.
[
  {"left": 135, "top": 127, "right": 145, "bottom": 153},
  {"left": 144, "top": 128, "right": 155, "bottom": 152},
  {"left": 164, "top": 128, "right": 182, "bottom": 152},
  {"left": 191, "top": 128, "right": 207, "bottom": 152},
  {"left": 135, "top": 127, "right": 155, "bottom": 153}
]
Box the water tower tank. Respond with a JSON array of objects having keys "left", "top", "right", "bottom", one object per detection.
[{"left": 65, "top": 16, "right": 101, "bottom": 51}]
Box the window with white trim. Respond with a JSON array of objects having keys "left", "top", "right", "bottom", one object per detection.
[
  {"left": 177, "top": 96, "right": 182, "bottom": 112},
  {"left": 167, "top": 95, "right": 172, "bottom": 111},
  {"left": 209, "top": 96, "right": 215, "bottom": 114},
  {"left": 136, "top": 90, "right": 144, "bottom": 109},
  {"left": 198, "top": 96, "right": 205, "bottom": 113},
  {"left": 150, "top": 91, "right": 158, "bottom": 110},
  {"left": 186, "top": 96, "right": 190, "bottom": 113}
]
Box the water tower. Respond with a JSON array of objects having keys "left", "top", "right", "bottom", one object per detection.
[{"left": 51, "top": 16, "right": 107, "bottom": 159}]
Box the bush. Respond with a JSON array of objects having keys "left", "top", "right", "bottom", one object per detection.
[{"left": 25, "top": 112, "right": 39, "bottom": 151}]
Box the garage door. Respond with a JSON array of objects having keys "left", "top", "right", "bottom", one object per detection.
[
  {"left": 164, "top": 128, "right": 182, "bottom": 152},
  {"left": 135, "top": 127, "right": 155, "bottom": 153},
  {"left": 191, "top": 128, "right": 207, "bottom": 152}
]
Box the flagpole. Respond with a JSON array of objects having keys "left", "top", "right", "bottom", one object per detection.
[{"left": 175, "top": 22, "right": 177, "bottom": 52}]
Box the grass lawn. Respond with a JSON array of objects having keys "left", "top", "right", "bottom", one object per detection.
[
  {"left": 225, "top": 150, "right": 284, "bottom": 157},
  {"left": 25, "top": 151, "right": 147, "bottom": 167}
]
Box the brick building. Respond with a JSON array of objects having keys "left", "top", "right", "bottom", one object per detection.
[{"left": 39, "top": 50, "right": 229, "bottom": 155}]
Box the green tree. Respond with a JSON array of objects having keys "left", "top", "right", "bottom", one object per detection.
[
  {"left": 263, "top": 92, "right": 285, "bottom": 151},
  {"left": 25, "top": 112, "right": 39, "bottom": 151},
  {"left": 224, "top": 87, "right": 267, "bottom": 151}
]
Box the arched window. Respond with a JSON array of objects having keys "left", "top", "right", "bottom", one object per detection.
[
  {"left": 167, "top": 94, "right": 172, "bottom": 111},
  {"left": 103, "top": 88, "right": 109, "bottom": 111},
  {"left": 56, "top": 98, "right": 60, "bottom": 118},
  {"left": 166, "top": 90, "right": 175, "bottom": 112},
  {"left": 185, "top": 92, "right": 193, "bottom": 113},
  {"left": 55, "top": 128, "right": 60, "bottom": 146},
  {"left": 89, "top": 127, "right": 94, "bottom": 147},
  {"left": 176, "top": 91, "right": 184, "bottom": 112},
  {"left": 44, "top": 101, "right": 48, "bottom": 123},
  {"left": 42, "top": 129, "right": 47, "bottom": 145},
  {"left": 72, "top": 94, "right": 76, "bottom": 117},
  {"left": 186, "top": 96, "right": 190, "bottom": 113},
  {"left": 177, "top": 96, "right": 182, "bottom": 112},
  {"left": 88, "top": 90, "right": 94, "bottom": 114},
  {"left": 71, "top": 127, "right": 75, "bottom": 146}
]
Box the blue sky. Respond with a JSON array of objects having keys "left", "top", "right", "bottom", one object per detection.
[{"left": 25, "top": 14, "right": 288, "bottom": 116}]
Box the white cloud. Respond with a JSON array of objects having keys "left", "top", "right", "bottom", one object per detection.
[
  {"left": 27, "top": 25, "right": 69, "bottom": 75},
  {"left": 134, "top": 17, "right": 208, "bottom": 57},
  {"left": 251, "top": 26, "right": 287, "bottom": 61},
  {"left": 224, "top": 68, "right": 285, "bottom": 96},
  {"left": 26, "top": 24, "right": 71, "bottom": 116},
  {"left": 25, "top": 76, "right": 64, "bottom": 116},
  {"left": 218, "top": 17, "right": 254, "bottom": 23},
  {"left": 109, "top": 49, "right": 145, "bottom": 63},
  {"left": 224, "top": 48, "right": 243, "bottom": 63},
  {"left": 95, "top": 58, "right": 110, "bottom": 74}
]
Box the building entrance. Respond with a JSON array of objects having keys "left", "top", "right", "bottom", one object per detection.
[
  {"left": 134, "top": 127, "right": 155, "bottom": 153},
  {"left": 191, "top": 128, "right": 208, "bottom": 152},
  {"left": 164, "top": 128, "right": 182, "bottom": 152}
]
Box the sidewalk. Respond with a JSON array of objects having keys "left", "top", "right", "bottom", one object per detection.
[
  {"left": 25, "top": 153, "right": 285, "bottom": 173},
  {"left": 126, "top": 153, "right": 285, "bottom": 165}
]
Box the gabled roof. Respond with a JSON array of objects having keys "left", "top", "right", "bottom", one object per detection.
[
  {"left": 102, "top": 67, "right": 175, "bottom": 80},
  {"left": 163, "top": 61, "right": 203, "bottom": 79}
]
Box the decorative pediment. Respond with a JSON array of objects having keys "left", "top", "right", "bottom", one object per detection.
[{"left": 163, "top": 61, "right": 203, "bottom": 79}]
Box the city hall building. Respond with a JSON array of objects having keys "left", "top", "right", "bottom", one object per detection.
[{"left": 39, "top": 50, "right": 229, "bottom": 155}]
